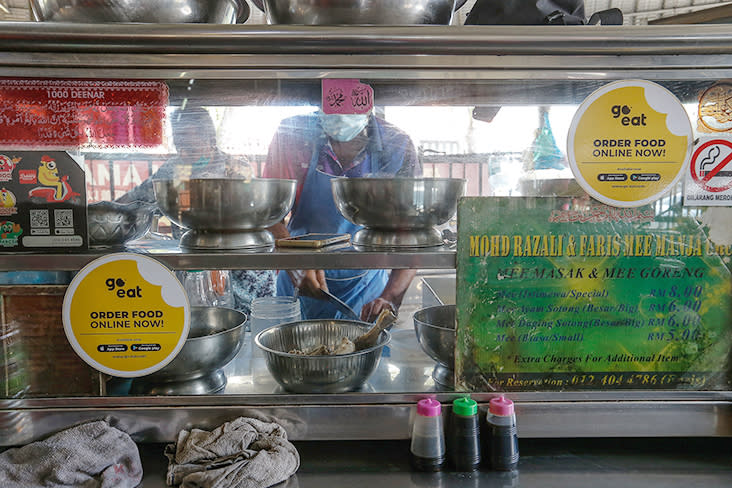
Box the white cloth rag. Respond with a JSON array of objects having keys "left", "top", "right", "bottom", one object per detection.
[
  {"left": 165, "top": 416, "right": 300, "bottom": 488},
  {"left": 0, "top": 420, "right": 143, "bottom": 488}
]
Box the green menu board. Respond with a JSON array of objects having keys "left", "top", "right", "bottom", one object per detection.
[{"left": 456, "top": 197, "right": 732, "bottom": 391}]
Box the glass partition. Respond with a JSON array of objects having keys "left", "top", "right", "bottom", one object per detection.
[{"left": 1, "top": 76, "right": 729, "bottom": 400}]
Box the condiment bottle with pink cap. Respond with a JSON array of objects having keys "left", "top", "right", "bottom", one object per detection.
[
  {"left": 410, "top": 398, "right": 446, "bottom": 471},
  {"left": 487, "top": 395, "right": 519, "bottom": 471}
]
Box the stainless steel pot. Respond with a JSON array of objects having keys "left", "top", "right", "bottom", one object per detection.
[
  {"left": 252, "top": 0, "right": 459, "bottom": 25},
  {"left": 30, "top": 0, "right": 250, "bottom": 23},
  {"left": 140, "top": 306, "right": 246, "bottom": 382},
  {"left": 332, "top": 177, "right": 466, "bottom": 230},
  {"left": 413, "top": 304, "right": 455, "bottom": 369},
  {"left": 152, "top": 177, "right": 296, "bottom": 249},
  {"left": 87, "top": 200, "right": 156, "bottom": 248},
  {"left": 413, "top": 304, "right": 455, "bottom": 387}
]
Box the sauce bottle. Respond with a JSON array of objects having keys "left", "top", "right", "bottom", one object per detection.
[
  {"left": 448, "top": 396, "right": 481, "bottom": 471},
  {"left": 410, "top": 398, "right": 446, "bottom": 471},
  {"left": 487, "top": 395, "right": 519, "bottom": 471}
]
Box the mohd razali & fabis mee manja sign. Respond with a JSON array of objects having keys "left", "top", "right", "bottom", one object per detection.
[{"left": 455, "top": 197, "right": 732, "bottom": 391}]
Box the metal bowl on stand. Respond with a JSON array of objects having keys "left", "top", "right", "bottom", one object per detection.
[
  {"left": 251, "top": 0, "right": 465, "bottom": 25},
  {"left": 153, "top": 178, "right": 296, "bottom": 250},
  {"left": 331, "top": 177, "right": 465, "bottom": 249},
  {"left": 255, "top": 319, "right": 391, "bottom": 393},
  {"left": 130, "top": 307, "right": 246, "bottom": 395},
  {"left": 87, "top": 200, "right": 156, "bottom": 249},
  {"left": 30, "top": 0, "right": 250, "bottom": 23},
  {"left": 413, "top": 304, "right": 455, "bottom": 388}
]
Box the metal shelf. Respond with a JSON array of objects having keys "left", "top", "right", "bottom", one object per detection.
[
  {"left": 2, "top": 392, "right": 731, "bottom": 445},
  {"left": 0, "top": 240, "right": 456, "bottom": 271}
]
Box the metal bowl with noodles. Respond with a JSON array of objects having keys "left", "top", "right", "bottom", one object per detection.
[{"left": 255, "top": 319, "right": 391, "bottom": 393}]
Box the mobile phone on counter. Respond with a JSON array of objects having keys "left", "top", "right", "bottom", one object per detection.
[{"left": 275, "top": 233, "right": 351, "bottom": 248}]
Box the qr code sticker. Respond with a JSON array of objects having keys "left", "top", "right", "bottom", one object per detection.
[
  {"left": 54, "top": 209, "right": 74, "bottom": 228},
  {"left": 30, "top": 209, "right": 49, "bottom": 228}
]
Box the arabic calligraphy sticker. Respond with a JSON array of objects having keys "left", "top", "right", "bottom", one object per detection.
[
  {"left": 568, "top": 80, "right": 693, "bottom": 207},
  {"left": 698, "top": 82, "right": 732, "bottom": 133},
  {"left": 62, "top": 253, "right": 189, "bottom": 377},
  {"left": 322, "top": 79, "right": 374, "bottom": 115}
]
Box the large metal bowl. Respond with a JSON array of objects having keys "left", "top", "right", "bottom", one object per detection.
[
  {"left": 30, "top": 0, "right": 249, "bottom": 23},
  {"left": 413, "top": 304, "right": 455, "bottom": 370},
  {"left": 152, "top": 178, "right": 296, "bottom": 249},
  {"left": 87, "top": 200, "right": 156, "bottom": 248},
  {"left": 332, "top": 177, "right": 466, "bottom": 230},
  {"left": 140, "top": 307, "right": 246, "bottom": 383},
  {"left": 253, "top": 0, "right": 458, "bottom": 25},
  {"left": 255, "top": 319, "right": 391, "bottom": 393}
]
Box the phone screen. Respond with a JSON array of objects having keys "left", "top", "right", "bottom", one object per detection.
[{"left": 292, "top": 234, "right": 345, "bottom": 241}]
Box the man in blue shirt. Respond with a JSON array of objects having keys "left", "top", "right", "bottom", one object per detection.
[{"left": 264, "top": 110, "right": 421, "bottom": 321}]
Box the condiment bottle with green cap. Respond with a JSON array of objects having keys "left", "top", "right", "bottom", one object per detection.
[
  {"left": 410, "top": 398, "right": 446, "bottom": 471},
  {"left": 448, "top": 396, "right": 481, "bottom": 471},
  {"left": 487, "top": 395, "right": 519, "bottom": 471}
]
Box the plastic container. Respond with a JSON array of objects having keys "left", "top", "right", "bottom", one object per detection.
[
  {"left": 249, "top": 296, "right": 301, "bottom": 358},
  {"left": 448, "top": 396, "right": 481, "bottom": 471},
  {"left": 181, "top": 270, "right": 234, "bottom": 308},
  {"left": 486, "top": 395, "right": 519, "bottom": 471},
  {"left": 250, "top": 296, "right": 301, "bottom": 336},
  {"left": 410, "top": 398, "right": 446, "bottom": 472}
]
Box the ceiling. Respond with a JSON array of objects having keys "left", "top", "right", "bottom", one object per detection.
[{"left": 2, "top": 0, "right": 732, "bottom": 25}]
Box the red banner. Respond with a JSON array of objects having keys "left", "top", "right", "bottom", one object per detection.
[{"left": 0, "top": 79, "right": 168, "bottom": 148}]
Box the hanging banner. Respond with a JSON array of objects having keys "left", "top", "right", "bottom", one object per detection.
[
  {"left": 62, "top": 253, "right": 189, "bottom": 378},
  {"left": 0, "top": 79, "right": 167, "bottom": 149},
  {"left": 455, "top": 197, "right": 732, "bottom": 391},
  {"left": 567, "top": 80, "right": 692, "bottom": 207}
]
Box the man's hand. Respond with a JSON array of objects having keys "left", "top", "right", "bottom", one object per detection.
[
  {"left": 360, "top": 297, "right": 396, "bottom": 322},
  {"left": 287, "top": 269, "right": 328, "bottom": 297}
]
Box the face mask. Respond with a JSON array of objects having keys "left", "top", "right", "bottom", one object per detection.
[{"left": 318, "top": 113, "right": 369, "bottom": 142}]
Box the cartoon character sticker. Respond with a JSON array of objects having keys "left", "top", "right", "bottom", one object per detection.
[
  {"left": 0, "top": 220, "right": 22, "bottom": 247},
  {"left": 0, "top": 155, "right": 20, "bottom": 182},
  {"left": 0, "top": 187, "right": 18, "bottom": 216},
  {"left": 28, "top": 155, "right": 81, "bottom": 203}
]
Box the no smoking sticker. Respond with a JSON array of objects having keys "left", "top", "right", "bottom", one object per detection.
[{"left": 684, "top": 137, "right": 732, "bottom": 206}]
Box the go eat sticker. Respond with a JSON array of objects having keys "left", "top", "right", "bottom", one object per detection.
[
  {"left": 62, "top": 253, "right": 189, "bottom": 378},
  {"left": 568, "top": 80, "right": 692, "bottom": 207}
]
